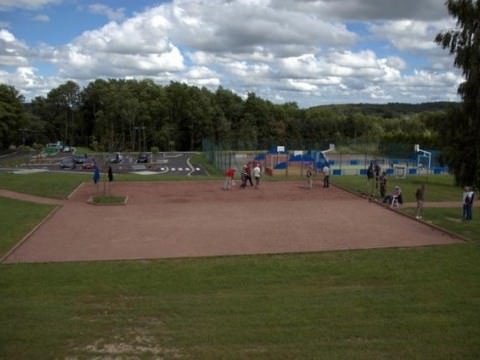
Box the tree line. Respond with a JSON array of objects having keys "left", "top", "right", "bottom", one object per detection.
[{"left": 0, "top": 79, "right": 454, "bottom": 155}]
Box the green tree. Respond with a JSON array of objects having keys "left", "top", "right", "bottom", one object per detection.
[
  {"left": 435, "top": 0, "right": 480, "bottom": 187},
  {"left": 0, "top": 84, "right": 26, "bottom": 149},
  {"left": 44, "top": 81, "right": 81, "bottom": 146}
]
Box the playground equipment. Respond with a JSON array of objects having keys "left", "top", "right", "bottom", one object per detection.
[
  {"left": 414, "top": 144, "right": 431, "bottom": 175},
  {"left": 321, "top": 144, "right": 335, "bottom": 164}
]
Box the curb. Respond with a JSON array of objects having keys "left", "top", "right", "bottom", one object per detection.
[
  {"left": 332, "top": 183, "right": 467, "bottom": 243},
  {"left": 67, "top": 181, "right": 85, "bottom": 200},
  {"left": 0, "top": 204, "right": 63, "bottom": 264}
]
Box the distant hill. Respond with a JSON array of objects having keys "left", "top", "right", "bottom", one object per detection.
[{"left": 308, "top": 102, "right": 460, "bottom": 118}]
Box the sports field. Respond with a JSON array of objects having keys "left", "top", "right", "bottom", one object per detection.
[{"left": 4, "top": 180, "right": 460, "bottom": 263}]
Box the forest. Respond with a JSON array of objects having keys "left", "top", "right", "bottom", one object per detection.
[{"left": 0, "top": 79, "right": 458, "bottom": 154}]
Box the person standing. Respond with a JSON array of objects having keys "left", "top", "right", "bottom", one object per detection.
[
  {"left": 367, "top": 161, "right": 375, "bottom": 195},
  {"left": 415, "top": 184, "right": 425, "bottom": 219},
  {"left": 322, "top": 164, "right": 330, "bottom": 188},
  {"left": 305, "top": 164, "right": 313, "bottom": 189},
  {"left": 253, "top": 163, "right": 261, "bottom": 189},
  {"left": 379, "top": 171, "right": 387, "bottom": 198},
  {"left": 108, "top": 166, "right": 113, "bottom": 182},
  {"left": 463, "top": 186, "right": 475, "bottom": 220},
  {"left": 93, "top": 165, "right": 100, "bottom": 193},
  {"left": 245, "top": 162, "right": 253, "bottom": 187},
  {"left": 374, "top": 162, "right": 381, "bottom": 190},
  {"left": 223, "top": 167, "right": 235, "bottom": 190},
  {"left": 240, "top": 165, "right": 248, "bottom": 189}
]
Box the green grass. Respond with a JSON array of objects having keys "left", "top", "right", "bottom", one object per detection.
[
  {"left": 190, "top": 152, "right": 224, "bottom": 176},
  {"left": 1, "top": 246, "right": 479, "bottom": 358},
  {"left": 0, "top": 172, "right": 89, "bottom": 199},
  {"left": 0, "top": 197, "right": 55, "bottom": 258},
  {"left": 403, "top": 207, "right": 480, "bottom": 241},
  {"left": 1, "top": 168, "right": 479, "bottom": 358},
  {"left": 333, "top": 174, "right": 461, "bottom": 202},
  {"left": 90, "top": 195, "right": 127, "bottom": 204}
]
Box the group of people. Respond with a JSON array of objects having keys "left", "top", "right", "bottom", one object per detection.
[
  {"left": 223, "top": 162, "right": 262, "bottom": 190},
  {"left": 305, "top": 164, "right": 330, "bottom": 189},
  {"left": 212, "top": 159, "right": 476, "bottom": 222},
  {"left": 224, "top": 162, "right": 331, "bottom": 191},
  {"left": 93, "top": 165, "right": 114, "bottom": 184}
]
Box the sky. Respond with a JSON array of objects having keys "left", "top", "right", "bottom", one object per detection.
[{"left": 0, "top": 0, "right": 463, "bottom": 107}]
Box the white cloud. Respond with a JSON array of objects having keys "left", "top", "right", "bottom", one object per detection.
[
  {"left": 273, "top": 0, "right": 448, "bottom": 21},
  {"left": 0, "top": 0, "right": 60, "bottom": 11},
  {"left": 0, "top": 66, "right": 61, "bottom": 98},
  {"left": 0, "top": 0, "right": 463, "bottom": 106},
  {"left": 88, "top": 4, "right": 125, "bottom": 21},
  {"left": 369, "top": 19, "right": 456, "bottom": 53},
  {"left": 166, "top": 0, "right": 357, "bottom": 56},
  {"left": 0, "top": 29, "right": 29, "bottom": 66},
  {"left": 51, "top": 10, "right": 185, "bottom": 79},
  {"left": 33, "top": 14, "right": 49, "bottom": 22}
]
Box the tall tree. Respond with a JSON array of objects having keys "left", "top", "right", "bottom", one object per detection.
[
  {"left": 0, "top": 84, "right": 25, "bottom": 149},
  {"left": 435, "top": 0, "right": 480, "bottom": 187},
  {"left": 45, "top": 81, "right": 81, "bottom": 146}
]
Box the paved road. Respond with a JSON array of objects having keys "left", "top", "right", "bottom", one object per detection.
[{"left": 0, "top": 152, "right": 208, "bottom": 176}]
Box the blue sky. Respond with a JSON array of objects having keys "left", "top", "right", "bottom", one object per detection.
[{"left": 0, "top": 0, "right": 462, "bottom": 107}]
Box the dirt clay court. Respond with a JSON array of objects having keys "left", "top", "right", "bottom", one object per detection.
[{"left": 4, "top": 181, "right": 461, "bottom": 263}]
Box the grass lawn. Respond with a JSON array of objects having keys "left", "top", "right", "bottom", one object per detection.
[
  {"left": 0, "top": 246, "right": 479, "bottom": 359},
  {"left": 403, "top": 207, "right": 480, "bottom": 241},
  {"left": 0, "top": 172, "right": 88, "bottom": 199},
  {"left": 90, "top": 195, "right": 127, "bottom": 205},
  {"left": 1, "top": 170, "right": 479, "bottom": 358},
  {"left": 333, "top": 174, "right": 461, "bottom": 202},
  {"left": 0, "top": 197, "right": 55, "bottom": 258}
]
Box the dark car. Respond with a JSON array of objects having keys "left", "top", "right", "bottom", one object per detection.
[
  {"left": 137, "top": 154, "right": 148, "bottom": 164},
  {"left": 59, "top": 157, "right": 76, "bottom": 169},
  {"left": 137, "top": 153, "right": 149, "bottom": 163},
  {"left": 73, "top": 154, "right": 86, "bottom": 164},
  {"left": 110, "top": 152, "right": 123, "bottom": 164}
]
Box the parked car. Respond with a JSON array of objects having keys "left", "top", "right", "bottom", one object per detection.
[
  {"left": 82, "top": 158, "right": 96, "bottom": 169},
  {"left": 110, "top": 152, "right": 123, "bottom": 163},
  {"left": 73, "top": 154, "right": 86, "bottom": 164},
  {"left": 59, "top": 157, "right": 76, "bottom": 169},
  {"left": 137, "top": 153, "right": 149, "bottom": 163}
]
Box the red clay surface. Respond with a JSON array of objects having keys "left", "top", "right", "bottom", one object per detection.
[{"left": 4, "top": 181, "right": 461, "bottom": 263}]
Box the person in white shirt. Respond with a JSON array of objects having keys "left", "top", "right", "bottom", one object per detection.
[{"left": 253, "top": 163, "right": 261, "bottom": 189}]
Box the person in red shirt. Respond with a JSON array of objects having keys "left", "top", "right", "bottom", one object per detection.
[{"left": 223, "top": 167, "right": 236, "bottom": 190}]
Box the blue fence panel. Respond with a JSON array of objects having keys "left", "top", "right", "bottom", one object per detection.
[
  {"left": 333, "top": 169, "right": 341, "bottom": 176},
  {"left": 433, "top": 167, "right": 447, "bottom": 174},
  {"left": 408, "top": 168, "right": 417, "bottom": 175}
]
